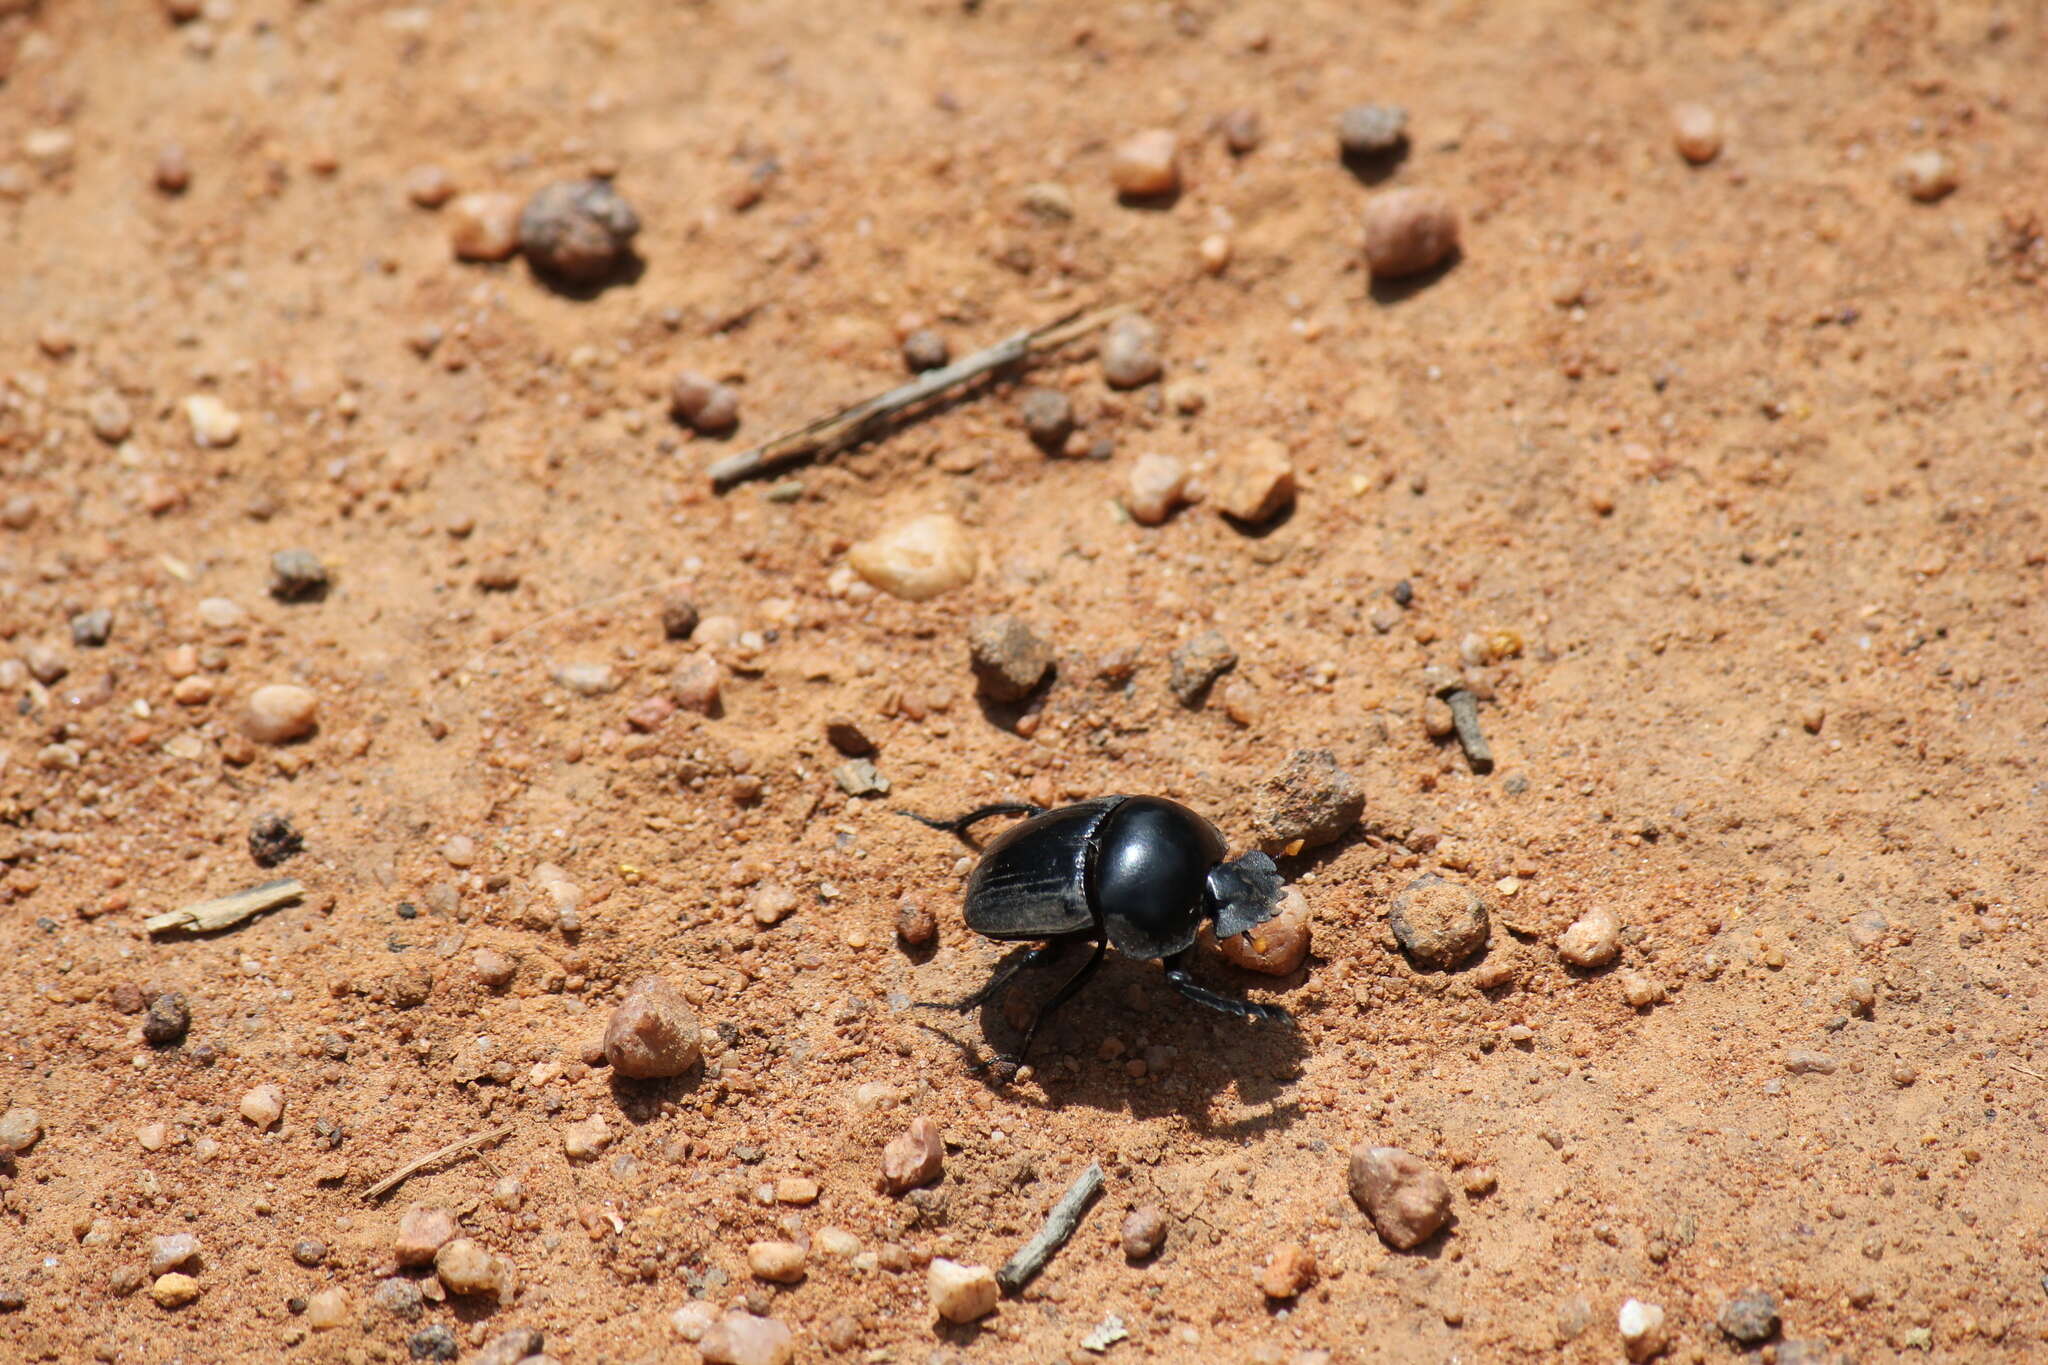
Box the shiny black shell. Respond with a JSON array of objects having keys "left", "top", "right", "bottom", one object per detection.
[{"left": 962, "top": 795, "right": 1227, "bottom": 960}]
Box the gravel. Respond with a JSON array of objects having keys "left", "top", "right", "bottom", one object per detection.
[
  {"left": 268, "top": 549, "right": 330, "bottom": 602},
  {"left": 552, "top": 662, "right": 618, "bottom": 696},
  {"left": 1101, "top": 314, "right": 1164, "bottom": 388},
  {"left": 1124, "top": 452, "right": 1190, "bottom": 525},
  {"left": 881, "top": 1117, "right": 943, "bottom": 1193},
  {"left": 393, "top": 1205, "right": 458, "bottom": 1267},
  {"left": 1167, "top": 628, "right": 1236, "bottom": 704},
  {"left": 1717, "top": 1287, "right": 1781, "bottom": 1344},
  {"left": 291, "top": 1239, "right": 327, "bottom": 1268},
  {"left": 435, "top": 1237, "right": 508, "bottom": 1297},
  {"left": 1110, "top": 129, "right": 1180, "bottom": 197},
  {"left": 405, "top": 165, "right": 455, "bottom": 208},
  {"left": 154, "top": 143, "right": 191, "bottom": 193},
  {"left": 747, "top": 1241, "right": 807, "bottom": 1283},
  {"left": 1363, "top": 188, "right": 1460, "bottom": 278},
  {"left": 699, "top": 1311, "right": 795, "bottom": 1365},
  {"left": 248, "top": 813, "right": 303, "bottom": 867},
  {"left": 1250, "top": 749, "right": 1364, "bottom": 854},
  {"left": 833, "top": 759, "right": 889, "bottom": 797},
  {"left": 896, "top": 898, "right": 937, "bottom": 947},
  {"left": 1212, "top": 437, "right": 1296, "bottom": 523},
  {"left": 563, "top": 1114, "right": 612, "bottom": 1160},
  {"left": 847, "top": 513, "right": 978, "bottom": 601},
  {"left": 1618, "top": 1298, "right": 1669, "bottom": 1362},
  {"left": 241, "top": 685, "right": 319, "bottom": 744},
  {"left": 88, "top": 390, "right": 132, "bottom": 442},
  {"left": 1900, "top": 149, "right": 1958, "bottom": 202},
  {"left": 1387, "top": 875, "right": 1490, "bottom": 968},
  {"left": 1259, "top": 1244, "right": 1318, "bottom": 1299},
  {"left": 1120, "top": 1205, "right": 1168, "bottom": 1260},
  {"left": 407, "top": 1326, "right": 458, "bottom": 1361},
  {"left": 824, "top": 716, "right": 872, "bottom": 756},
  {"left": 238, "top": 1084, "right": 284, "bottom": 1128},
  {"left": 671, "top": 654, "right": 723, "bottom": 716},
  {"left": 69, "top": 608, "right": 112, "bottom": 647},
  {"left": 1338, "top": 104, "right": 1408, "bottom": 158},
  {"left": 1220, "top": 107, "right": 1262, "bottom": 154},
  {"left": 472, "top": 1329, "right": 545, "bottom": 1365},
  {"left": 604, "top": 976, "right": 702, "bottom": 1078},
  {"left": 149, "top": 1233, "right": 202, "bottom": 1276},
  {"left": 372, "top": 1277, "right": 425, "bottom": 1321},
  {"left": 671, "top": 371, "right": 740, "bottom": 433},
  {"left": 448, "top": 192, "right": 523, "bottom": 261},
  {"left": 1671, "top": 103, "right": 1722, "bottom": 164},
  {"left": 519, "top": 179, "right": 641, "bottom": 282},
  {"left": 1556, "top": 908, "right": 1622, "bottom": 968},
  {"left": 927, "top": 1259, "right": 999, "bottom": 1323},
  {"left": 661, "top": 591, "right": 700, "bottom": 640},
  {"left": 183, "top": 394, "right": 242, "bottom": 447},
  {"left": 901, "top": 328, "right": 950, "bottom": 372},
  {"left": 1348, "top": 1146, "right": 1452, "bottom": 1249},
  {"left": 1783, "top": 1049, "right": 1837, "bottom": 1076},
  {"left": 142, "top": 991, "right": 191, "bottom": 1046},
  {"left": 473, "top": 948, "right": 517, "bottom": 989},
  {"left": 1018, "top": 387, "right": 1075, "bottom": 450},
  {"left": 968, "top": 614, "right": 1053, "bottom": 702},
  {"left": 151, "top": 1273, "right": 201, "bottom": 1308}
]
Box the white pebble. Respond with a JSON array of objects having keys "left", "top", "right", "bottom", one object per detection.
[
  {"left": 551, "top": 661, "right": 618, "bottom": 696},
  {"left": 1556, "top": 908, "right": 1621, "bottom": 968},
  {"left": 927, "top": 1258, "right": 999, "bottom": 1324},
  {"left": 196, "top": 597, "right": 245, "bottom": 628},
  {"left": 1618, "top": 1298, "right": 1669, "bottom": 1362},
  {"left": 846, "top": 513, "right": 978, "bottom": 601},
  {"left": 148, "top": 1233, "right": 202, "bottom": 1276},
  {"left": 1110, "top": 129, "right": 1180, "bottom": 197},
  {"left": 183, "top": 395, "right": 242, "bottom": 448},
  {"left": 1124, "top": 453, "right": 1189, "bottom": 526},
  {"left": 241, "top": 685, "right": 319, "bottom": 744},
  {"left": 1900, "top": 148, "right": 1958, "bottom": 202},
  {"left": 238, "top": 1084, "right": 284, "bottom": 1129}
]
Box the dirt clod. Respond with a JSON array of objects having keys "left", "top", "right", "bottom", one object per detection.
[
  {"left": 518, "top": 179, "right": 640, "bottom": 282},
  {"left": 968, "top": 614, "right": 1053, "bottom": 702},
  {"left": 1251, "top": 749, "right": 1364, "bottom": 854},
  {"left": 1018, "top": 387, "right": 1075, "bottom": 451},
  {"left": 1259, "top": 1243, "right": 1318, "bottom": 1300},
  {"left": 1718, "top": 1287, "right": 1781, "bottom": 1344},
  {"left": 1121, "top": 1205, "right": 1168, "bottom": 1260},
  {"left": 248, "top": 813, "right": 303, "bottom": 868},
  {"left": 142, "top": 991, "right": 191, "bottom": 1046},
  {"left": 1387, "top": 874, "right": 1489, "bottom": 968},
  {"left": 603, "top": 976, "right": 702, "bottom": 1079},
  {"left": 1348, "top": 1146, "right": 1452, "bottom": 1249}
]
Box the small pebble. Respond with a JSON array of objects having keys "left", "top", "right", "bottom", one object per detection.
[
  {"left": 154, "top": 143, "right": 191, "bottom": 193},
  {"left": 824, "top": 716, "right": 872, "bottom": 756},
  {"left": 1121, "top": 1205, "right": 1168, "bottom": 1260},
  {"left": 968, "top": 614, "right": 1053, "bottom": 702},
  {"left": 471, "top": 1329, "right": 545, "bottom": 1365},
  {"left": 847, "top": 513, "right": 977, "bottom": 601},
  {"left": 408, "top": 1326, "right": 459, "bottom": 1362},
  {"left": 748, "top": 1241, "right": 807, "bottom": 1284},
  {"left": 0, "top": 1108, "right": 41, "bottom": 1152},
  {"left": 248, "top": 813, "right": 303, "bottom": 867},
  {"left": 1362, "top": 188, "right": 1460, "bottom": 278},
  {"left": 70, "top": 609, "right": 113, "bottom": 647},
  {"left": 1100, "top": 314, "right": 1163, "bottom": 389},
  {"left": 23, "top": 641, "right": 67, "bottom": 684},
  {"left": 305, "top": 1287, "right": 349, "bottom": 1329},
  {"left": 519, "top": 178, "right": 640, "bottom": 282},
  {"left": 149, "top": 1233, "right": 202, "bottom": 1276},
  {"left": 197, "top": 596, "right": 245, "bottom": 628},
  {"left": 901, "top": 328, "right": 950, "bottom": 372},
  {"left": 881, "top": 1117, "right": 943, "bottom": 1193},
  {"left": 473, "top": 948, "right": 517, "bottom": 990},
  {"left": 1556, "top": 908, "right": 1621, "bottom": 968},
  {"left": 671, "top": 370, "right": 740, "bottom": 433},
  {"left": 1259, "top": 1244, "right": 1318, "bottom": 1300},
  {"left": 434, "top": 1238, "right": 507, "bottom": 1297},
  {"left": 1110, "top": 129, "right": 1181, "bottom": 198},
  {"left": 1220, "top": 107, "right": 1262, "bottom": 155},
  {"left": 605, "top": 976, "right": 701, "bottom": 1078},
  {"left": 1197, "top": 233, "right": 1232, "bottom": 275},
  {"left": 1167, "top": 628, "right": 1236, "bottom": 704},
  {"left": 241, "top": 685, "right": 319, "bottom": 744},
  {"left": 1618, "top": 1299, "right": 1669, "bottom": 1362},
  {"left": 1337, "top": 104, "right": 1408, "bottom": 158},
  {"left": 405, "top": 165, "right": 455, "bottom": 208},
  {"left": 183, "top": 394, "right": 242, "bottom": 447},
  {"left": 671, "top": 654, "right": 723, "bottom": 716},
  {"left": 393, "top": 1205, "right": 459, "bottom": 1267},
  {"left": 1348, "top": 1146, "right": 1452, "bottom": 1249},
  {"left": 774, "top": 1177, "right": 819, "bottom": 1205},
  {"left": 1618, "top": 970, "right": 1664, "bottom": 1008},
  {"left": 239, "top": 1084, "right": 284, "bottom": 1129},
  {"left": 927, "top": 1259, "right": 999, "bottom": 1324},
  {"left": 88, "top": 390, "right": 133, "bottom": 442},
  {"left": 1422, "top": 695, "right": 1456, "bottom": 739},
  {"left": 1784, "top": 1049, "right": 1837, "bottom": 1076},
  {"left": 552, "top": 661, "right": 617, "bottom": 697},
  {"left": 291, "top": 1239, "right": 328, "bottom": 1268},
  {"left": 1211, "top": 437, "right": 1296, "bottom": 523},
  {"left": 563, "top": 1114, "right": 612, "bottom": 1160},
  {"left": 1717, "top": 1288, "right": 1781, "bottom": 1344},
  {"left": 1213, "top": 886, "right": 1310, "bottom": 976},
  {"left": 0, "top": 1289, "right": 21, "bottom": 1313},
  {"left": 441, "top": 834, "right": 476, "bottom": 868},
  {"left": 142, "top": 991, "right": 192, "bottom": 1046},
  {"left": 897, "top": 898, "right": 937, "bottom": 947},
  {"left": 833, "top": 759, "right": 889, "bottom": 797},
  {"left": 151, "top": 1273, "right": 201, "bottom": 1309},
  {"left": 373, "top": 1277, "right": 425, "bottom": 1321},
  {"left": 268, "top": 549, "right": 330, "bottom": 602},
  {"left": 1671, "top": 103, "right": 1722, "bottom": 164},
  {"left": 1018, "top": 387, "right": 1075, "bottom": 451},
  {"left": 661, "top": 592, "right": 700, "bottom": 640},
  {"left": 1387, "top": 875, "right": 1489, "bottom": 968},
  {"left": 1900, "top": 149, "right": 1957, "bottom": 203},
  {"left": 699, "top": 1311, "right": 795, "bottom": 1365},
  {"left": 1251, "top": 748, "right": 1364, "bottom": 853},
  {"left": 1125, "top": 452, "right": 1190, "bottom": 525},
  {"left": 448, "top": 192, "right": 522, "bottom": 262},
  {"left": 1800, "top": 701, "right": 1826, "bottom": 733}
]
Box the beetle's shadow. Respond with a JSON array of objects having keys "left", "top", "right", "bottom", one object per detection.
[{"left": 910, "top": 943, "right": 1308, "bottom": 1134}]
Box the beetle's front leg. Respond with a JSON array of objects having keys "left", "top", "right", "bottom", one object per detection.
[
  {"left": 914, "top": 940, "right": 1066, "bottom": 1013},
  {"left": 1163, "top": 950, "right": 1293, "bottom": 1025}
]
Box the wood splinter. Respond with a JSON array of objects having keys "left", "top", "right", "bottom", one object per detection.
[
  {"left": 707, "top": 305, "right": 1128, "bottom": 490},
  {"left": 362, "top": 1125, "right": 514, "bottom": 1202},
  {"left": 997, "top": 1161, "right": 1104, "bottom": 1295},
  {"left": 144, "top": 879, "right": 305, "bottom": 935}
]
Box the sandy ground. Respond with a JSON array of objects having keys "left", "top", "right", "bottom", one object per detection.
[{"left": 3, "top": 1, "right": 2046, "bottom": 1362}]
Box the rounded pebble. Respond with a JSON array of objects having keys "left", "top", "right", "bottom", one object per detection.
[
  {"left": 405, "top": 165, "right": 455, "bottom": 208},
  {"left": 1618, "top": 1298, "right": 1669, "bottom": 1362},
  {"left": 151, "top": 1273, "right": 201, "bottom": 1309},
  {"left": 747, "top": 1241, "right": 807, "bottom": 1284},
  {"left": 671, "top": 370, "right": 740, "bottom": 434},
  {"left": 1124, "top": 452, "right": 1189, "bottom": 525},
  {"left": 1120, "top": 1205, "right": 1168, "bottom": 1260},
  {"left": 881, "top": 1117, "right": 943, "bottom": 1193},
  {"left": 1900, "top": 148, "right": 1957, "bottom": 203},
  {"left": 393, "top": 1205, "right": 459, "bottom": 1267},
  {"left": 519, "top": 179, "right": 640, "bottom": 282},
  {"left": 1348, "top": 1145, "right": 1452, "bottom": 1249},
  {"left": 1100, "top": 314, "right": 1164, "bottom": 389},
  {"left": 0, "top": 1107, "right": 42, "bottom": 1152},
  {"left": 1671, "top": 103, "right": 1722, "bottom": 164},
  {"left": 699, "top": 1311, "right": 795, "bottom": 1365},
  {"left": 1363, "top": 188, "right": 1460, "bottom": 278},
  {"left": 1018, "top": 387, "right": 1074, "bottom": 451},
  {"left": 239, "top": 1084, "right": 284, "bottom": 1128},
  {"left": 183, "top": 394, "right": 242, "bottom": 448},
  {"left": 1110, "top": 129, "right": 1180, "bottom": 198},
  {"left": 1556, "top": 908, "right": 1621, "bottom": 968},
  {"left": 1338, "top": 104, "right": 1408, "bottom": 158},
  {"left": 603, "top": 975, "right": 703, "bottom": 1078},
  {"left": 901, "top": 328, "right": 949, "bottom": 372},
  {"left": 448, "top": 193, "right": 522, "bottom": 262},
  {"left": 847, "top": 514, "right": 977, "bottom": 601},
  {"left": 241, "top": 685, "right": 319, "bottom": 744},
  {"left": 927, "top": 1258, "right": 999, "bottom": 1324},
  {"left": 305, "top": 1287, "right": 349, "bottom": 1329},
  {"left": 434, "top": 1238, "right": 507, "bottom": 1297}
]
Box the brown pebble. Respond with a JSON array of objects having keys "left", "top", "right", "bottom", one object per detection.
[
  {"left": 967, "top": 615, "right": 1053, "bottom": 703},
  {"left": 661, "top": 592, "right": 700, "bottom": 640},
  {"left": 825, "top": 716, "right": 873, "bottom": 756},
  {"left": 881, "top": 1117, "right": 943, "bottom": 1193},
  {"left": 901, "top": 329, "right": 950, "bottom": 373},
  {"left": 1220, "top": 108, "right": 1262, "bottom": 155},
  {"left": 1212, "top": 437, "right": 1296, "bottom": 523},
  {"left": 1110, "top": 129, "right": 1181, "bottom": 198},
  {"left": 1671, "top": 103, "right": 1722, "bottom": 164},
  {"left": 602, "top": 976, "right": 702, "bottom": 1079},
  {"left": 393, "top": 1205, "right": 458, "bottom": 1268},
  {"left": 519, "top": 179, "right": 640, "bottom": 282},
  {"left": 472, "top": 948, "right": 516, "bottom": 990},
  {"left": 896, "top": 898, "right": 937, "bottom": 947},
  {"left": 154, "top": 143, "right": 191, "bottom": 194},
  {"left": 1121, "top": 1205, "right": 1168, "bottom": 1260},
  {"left": 1362, "top": 188, "right": 1460, "bottom": 278},
  {"left": 448, "top": 193, "right": 522, "bottom": 263},
  {"left": 1259, "top": 1244, "right": 1318, "bottom": 1300},
  {"left": 405, "top": 164, "right": 455, "bottom": 208},
  {"left": 1900, "top": 148, "right": 1958, "bottom": 203},
  {"left": 1349, "top": 1146, "right": 1453, "bottom": 1249},
  {"left": 671, "top": 370, "right": 740, "bottom": 434},
  {"left": 1018, "top": 387, "right": 1074, "bottom": 450}
]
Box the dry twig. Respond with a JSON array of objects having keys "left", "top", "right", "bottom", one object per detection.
[
  {"left": 144, "top": 879, "right": 305, "bottom": 935},
  {"left": 997, "top": 1161, "right": 1104, "bottom": 1294},
  {"left": 707, "top": 305, "right": 1127, "bottom": 490},
  {"left": 362, "top": 1124, "right": 514, "bottom": 1202}
]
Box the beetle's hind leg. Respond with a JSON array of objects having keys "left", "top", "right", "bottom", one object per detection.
[
  {"left": 1164, "top": 954, "right": 1293, "bottom": 1026},
  {"left": 914, "top": 940, "right": 1065, "bottom": 1013},
  {"left": 896, "top": 802, "right": 1046, "bottom": 841}
]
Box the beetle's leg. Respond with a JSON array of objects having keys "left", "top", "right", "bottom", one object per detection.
[
  {"left": 896, "top": 802, "right": 1046, "bottom": 842},
  {"left": 914, "top": 940, "right": 1065, "bottom": 1013},
  {"left": 1012, "top": 934, "right": 1108, "bottom": 1061},
  {"left": 1163, "top": 951, "right": 1293, "bottom": 1026}
]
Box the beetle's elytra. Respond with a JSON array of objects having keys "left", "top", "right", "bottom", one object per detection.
[{"left": 900, "top": 795, "right": 1294, "bottom": 1066}]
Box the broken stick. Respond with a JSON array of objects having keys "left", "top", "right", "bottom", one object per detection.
[
  {"left": 144, "top": 878, "right": 305, "bottom": 935},
  {"left": 997, "top": 1161, "right": 1104, "bottom": 1295},
  {"left": 362, "top": 1124, "right": 514, "bottom": 1202},
  {"left": 707, "top": 304, "right": 1127, "bottom": 490}
]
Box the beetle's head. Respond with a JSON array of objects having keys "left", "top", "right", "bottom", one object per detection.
[{"left": 1204, "top": 850, "right": 1286, "bottom": 940}]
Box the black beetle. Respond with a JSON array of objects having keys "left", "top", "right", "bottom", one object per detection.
[{"left": 900, "top": 796, "right": 1293, "bottom": 1065}]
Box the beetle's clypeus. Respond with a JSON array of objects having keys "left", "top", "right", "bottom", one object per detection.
[{"left": 900, "top": 796, "right": 1293, "bottom": 1068}]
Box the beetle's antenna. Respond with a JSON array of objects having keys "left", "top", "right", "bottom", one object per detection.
[{"left": 895, "top": 803, "right": 1044, "bottom": 841}]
